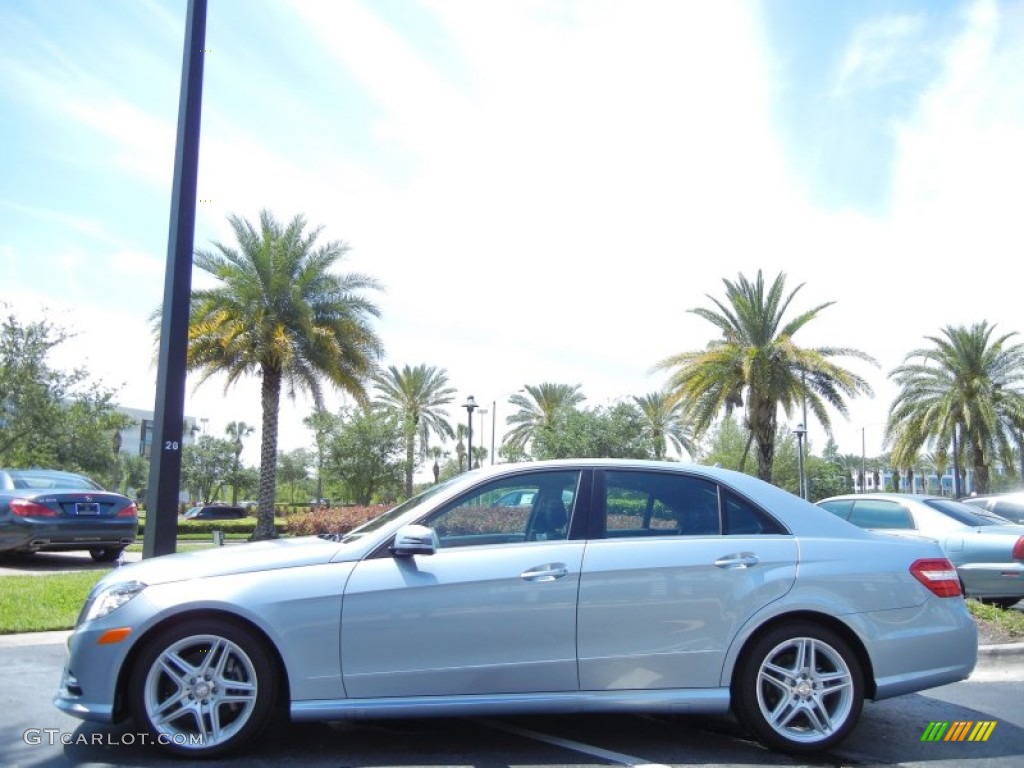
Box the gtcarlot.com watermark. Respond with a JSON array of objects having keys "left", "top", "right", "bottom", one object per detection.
[{"left": 23, "top": 728, "right": 203, "bottom": 747}]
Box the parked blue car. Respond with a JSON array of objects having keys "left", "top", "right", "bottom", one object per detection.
[{"left": 818, "top": 492, "right": 1024, "bottom": 608}]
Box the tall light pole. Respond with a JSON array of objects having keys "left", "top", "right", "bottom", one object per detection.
[
  {"left": 800, "top": 370, "right": 809, "bottom": 500},
  {"left": 952, "top": 422, "right": 962, "bottom": 498},
  {"left": 477, "top": 407, "right": 488, "bottom": 467},
  {"left": 463, "top": 396, "right": 478, "bottom": 471},
  {"left": 795, "top": 423, "right": 807, "bottom": 500},
  {"left": 861, "top": 427, "right": 866, "bottom": 494}
]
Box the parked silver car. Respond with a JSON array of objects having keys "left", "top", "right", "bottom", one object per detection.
[
  {"left": 962, "top": 491, "right": 1024, "bottom": 525},
  {"left": 818, "top": 492, "right": 1024, "bottom": 608},
  {"left": 56, "top": 460, "right": 976, "bottom": 758}
]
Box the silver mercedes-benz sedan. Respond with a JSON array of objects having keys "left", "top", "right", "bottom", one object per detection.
[{"left": 56, "top": 460, "right": 976, "bottom": 758}]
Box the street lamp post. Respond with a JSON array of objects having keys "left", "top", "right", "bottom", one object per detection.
[
  {"left": 794, "top": 423, "right": 807, "bottom": 500},
  {"left": 477, "top": 407, "right": 488, "bottom": 467},
  {"left": 463, "top": 396, "right": 478, "bottom": 472}
]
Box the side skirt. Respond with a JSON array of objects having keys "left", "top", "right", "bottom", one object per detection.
[{"left": 291, "top": 688, "right": 730, "bottom": 721}]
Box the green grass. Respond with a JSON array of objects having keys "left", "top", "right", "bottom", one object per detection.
[
  {"left": 0, "top": 571, "right": 107, "bottom": 634},
  {"left": 967, "top": 599, "right": 1024, "bottom": 639}
]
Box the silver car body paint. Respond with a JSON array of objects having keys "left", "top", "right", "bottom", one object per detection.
[{"left": 56, "top": 460, "right": 977, "bottom": 733}]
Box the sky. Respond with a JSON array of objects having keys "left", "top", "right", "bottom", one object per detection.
[{"left": 2, "top": 0, "right": 1023, "bottom": 470}]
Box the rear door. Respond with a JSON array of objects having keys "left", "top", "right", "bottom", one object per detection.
[{"left": 577, "top": 469, "right": 798, "bottom": 690}]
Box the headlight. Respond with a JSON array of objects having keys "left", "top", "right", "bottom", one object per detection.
[{"left": 81, "top": 581, "right": 147, "bottom": 623}]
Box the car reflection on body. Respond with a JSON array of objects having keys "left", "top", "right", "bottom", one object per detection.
[
  {"left": 0, "top": 468, "right": 137, "bottom": 562},
  {"left": 56, "top": 459, "right": 976, "bottom": 758},
  {"left": 818, "top": 492, "right": 1024, "bottom": 608}
]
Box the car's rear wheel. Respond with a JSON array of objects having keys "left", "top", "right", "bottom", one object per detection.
[
  {"left": 129, "top": 617, "right": 278, "bottom": 757},
  {"left": 981, "top": 597, "right": 1021, "bottom": 609},
  {"left": 732, "top": 622, "right": 863, "bottom": 754},
  {"left": 88, "top": 546, "right": 123, "bottom": 562}
]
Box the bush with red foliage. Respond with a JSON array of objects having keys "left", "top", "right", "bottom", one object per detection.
[{"left": 286, "top": 504, "right": 389, "bottom": 537}]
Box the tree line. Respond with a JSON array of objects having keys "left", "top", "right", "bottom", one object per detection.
[{"left": 4, "top": 212, "right": 1023, "bottom": 542}]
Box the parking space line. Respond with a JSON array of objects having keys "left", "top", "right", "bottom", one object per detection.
[{"left": 481, "top": 720, "right": 673, "bottom": 768}]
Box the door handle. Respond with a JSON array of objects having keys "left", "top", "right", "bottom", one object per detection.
[
  {"left": 714, "top": 553, "right": 759, "bottom": 569},
  {"left": 520, "top": 563, "right": 570, "bottom": 582}
]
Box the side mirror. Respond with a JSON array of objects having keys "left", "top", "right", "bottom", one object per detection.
[{"left": 391, "top": 524, "right": 439, "bottom": 557}]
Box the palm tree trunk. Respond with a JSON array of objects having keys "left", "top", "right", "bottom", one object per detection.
[
  {"left": 972, "top": 444, "right": 989, "bottom": 494},
  {"left": 739, "top": 431, "right": 754, "bottom": 473},
  {"left": 750, "top": 399, "right": 776, "bottom": 482},
  {"left": 405, "top": 417, "right": 415, "bottom": 498},
  {"left": 254, "top": 367, "right": 282, "bottom": 540}
]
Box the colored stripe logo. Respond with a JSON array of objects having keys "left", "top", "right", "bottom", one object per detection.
[{"left": 921, "top": 721, "right": 997, "bottom": 742}]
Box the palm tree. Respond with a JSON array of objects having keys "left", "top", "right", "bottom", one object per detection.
[
  {"left": 632, "top": 391, "right": 696, "bottom": 460},
  {"left": 185, "top": 211, "right": 383, "bottom": 539},
  {"left": 835, "top": 453, "right": 864, "bottom": 492},
  {"left": 885, "top": 322, "right": 1024, "bottom": 495},
  {"left": 454, "top": 423, "right": 467, "bottom": 471},
  {"left": 225, "top": 420, "right": 254, "bottom": 505},
  {"left": 373, "top": 364, "right": 456, "bottom": 497},
  {"left": 922, "top": 451, "right": 949, "bottom": 495},
  {"left": 655, "top": 271, "right": 876, "bottom": 482},
  {"left": 504, "top": 383, "right": 585, "bottom": 457}
]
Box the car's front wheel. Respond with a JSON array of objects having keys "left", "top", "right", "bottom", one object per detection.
[
  {"left": 128, "top": 617, "right": 278, "bottom": 757},
  {"left": 88, "top": 546, "right": 123, "bottom": 562},
  {"left": 732, "top": 622, "right": 863, "bottom": 754}
]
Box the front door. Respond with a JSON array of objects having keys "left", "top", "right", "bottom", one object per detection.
[{"left": 341, "top": 469, "right": 584, "bottom": 699}]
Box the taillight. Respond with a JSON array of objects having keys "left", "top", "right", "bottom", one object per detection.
[
  {"left": 910, "top": 558, "right": 962, "bottom": 598},
  {"left": 116, "top": 502, "right": 139, "bottom": 518},
  {"left": 1012, "top": 536, "right": 1024, "bottom": 560},
  {"left": 10, "top": 499, "right": 58, "bottom": 517}
]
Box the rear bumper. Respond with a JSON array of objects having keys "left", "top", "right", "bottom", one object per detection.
[
  {"left": 856, "top": 598, "right": 978, "bottom": 700},
  {"left": 1, "top": 518, "right": 136, "bottom": 553}
]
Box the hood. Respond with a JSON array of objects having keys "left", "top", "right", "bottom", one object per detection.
[{"left": 99, "top": 536, "right": 354, "bottom": 588}]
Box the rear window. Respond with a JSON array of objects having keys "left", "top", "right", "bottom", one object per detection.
[
  {"left": 849, "top": 500, "right": 914, "bottom": 529},
  {"left": 819, "top": 500, "right": 853, "bottom": 520},
  {"left": 8, "top": 470, "right": 101, "bottom": 490},
  {"left": 922, "top": 499, "right": 1004, "bottom": 526},
  {"left": 991, "top": 501, "right": 1024, "bottom": 523}
]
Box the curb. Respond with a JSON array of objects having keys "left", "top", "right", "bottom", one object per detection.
[{"left": 977, "top": 641, "right": 1024, "bottom": 661}]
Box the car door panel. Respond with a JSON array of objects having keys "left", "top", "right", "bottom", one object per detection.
[
  {"left": 577, "top": 536, "right": 797, "bottom": 690},
  {"left": 342, "top": 541, "right": 585, "bottom": 698}
]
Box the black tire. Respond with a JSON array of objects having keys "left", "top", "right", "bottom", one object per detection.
[
  {"left": 128, "top": 617, "right": 278, "bottom": 757},
  {"left": 732, "top": 621, "right": 864, "bottom": 754},
  {"left": 89, "top": 547, "right": 124, "bottom": 563},
  {"left": 980, "top": 597, "right": 1021, "bottom": 610}
]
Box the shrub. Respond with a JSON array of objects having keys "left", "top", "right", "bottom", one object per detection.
[{"left": 286, "top": 505, "right": 388, "bottom": 537}]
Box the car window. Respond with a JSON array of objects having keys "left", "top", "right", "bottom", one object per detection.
[
  {"left": 425, "top": 470, "right": 580, "bottom": 548},
  {"left": 723, "top": 491, "right": 787, "bottom": 535},
  {"left": 8, "top": 470, "right": 101, "bottom": 490},
  {"left": 603, "top": 470, "right": 720, "bottom": 537},
  {"left": 818, "top": 500, "right": 853, "bottom": 520},
  {"left": 991, "top": 501, "right": 1024, "bottom": 524},
  {"left": 849, "top": 500, "right": 913, "bottom": 529},
  {"left": 921, "top": 498, "right": 1004, "bottom": 526}
]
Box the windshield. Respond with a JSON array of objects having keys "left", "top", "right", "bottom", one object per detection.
[
  {"left": 335, "top": 476, "right": 463, "bottom": 543},
  {"left": 922, "top": 498, "right": 1007, "bottom": 527}
]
